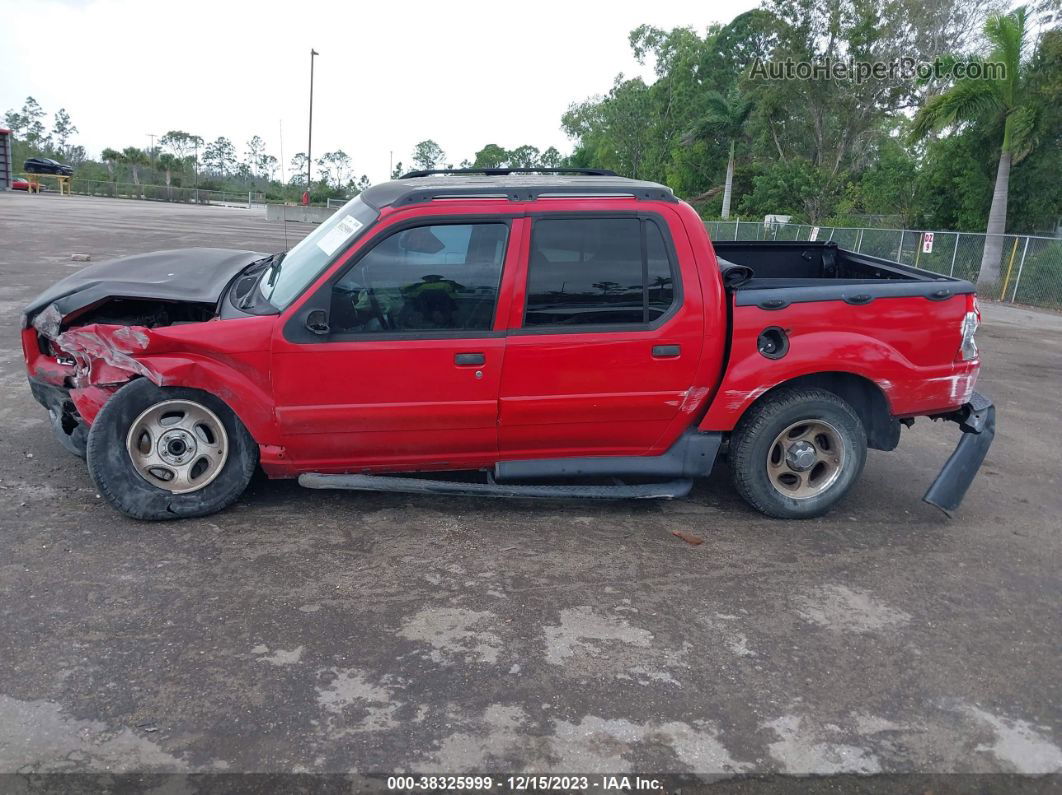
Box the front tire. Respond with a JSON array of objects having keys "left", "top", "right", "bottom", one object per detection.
[
  {"left": 729, "top": 387, "right": 867, "bottom": 519},
  {"left": 86, "top": 379, "right": 258, "bottom": 520}
]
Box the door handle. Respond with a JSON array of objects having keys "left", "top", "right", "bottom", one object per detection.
[
  {"left": 455, "top": 352, "right": 485, "bottom": 366},
  {"left": 652, "top": 345, "right": 681, "bottom": 358}
]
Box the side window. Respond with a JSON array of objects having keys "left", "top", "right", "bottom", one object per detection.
[
  {"left": 646, "top": 222, "right": 675, "bottom": 321},
  {"left": 524, "top": 217, "right": 677, "bottom": 328},
  {"left": 329, "top": 223, "right": 508, "bottom": 334}
]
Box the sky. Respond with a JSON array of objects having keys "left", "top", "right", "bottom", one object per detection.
[{"left": 0, "top": 0, "right": 757, "bottom": 184}]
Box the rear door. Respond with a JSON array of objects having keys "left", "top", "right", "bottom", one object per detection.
[{"left": 497, "top": 209, "right": 706, "bottom": 459}]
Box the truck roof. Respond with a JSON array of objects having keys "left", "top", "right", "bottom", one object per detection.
[{"left": 359, "top": 170, "right": 677, "bottom": 210}]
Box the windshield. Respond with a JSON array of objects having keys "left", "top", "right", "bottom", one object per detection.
[{"left": 262, "top": 195, "right": 378, "bottom": 308}]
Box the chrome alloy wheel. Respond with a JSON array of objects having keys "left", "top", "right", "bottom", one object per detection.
[
  {"left": 125, "top": 399, "right": 228, "bottom": 494},
  {"left": 766, "top": 419, "right": 846, "bottom": 499}
]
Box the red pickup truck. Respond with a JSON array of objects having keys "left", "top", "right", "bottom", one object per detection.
[{"left": 21, "top": 169, "right": 993, "bottom": 521}]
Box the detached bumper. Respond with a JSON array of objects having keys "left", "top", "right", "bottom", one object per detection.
[
  {"left": 28, "top": 377, "right": 88, "bottom": 458},
  {"left": 923, "top": 391, "right": 995, "bottom": 515}
]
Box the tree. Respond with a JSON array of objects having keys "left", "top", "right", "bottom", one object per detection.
[
  {"left": 687, "top": 90, "right": 753, "bottom": 218},
  {"left": 563, "top": 77, "right": 656, "bottom": 178},
  {"left": 391, "top": 160, "right": 406, "bottom": 179},
  {"left": 65, "top": 145, "right": 87, "bottom": 166},
  {"left": 51, "top": 108, "right": 78, "bottom": 157},
  {"left": 289, "top": 153, "right": 309, "bottom": 185},
  {"left": 202, "top": 136, "right": 237, "bottom": 177},
  {"left": 411, "top": 140, "right": 445, "bottom": 171},
  {"left": 159, "top": 130, "right": 202, "bottom": 161},
  {"left": 157, "top": 153, "right": 179, "bottom": 186},
  {"left": 351, "top": 175, "right": 371, "bottom": 195},
  {"left": 257, "top": 153, "right": 278, "bottom": 181},
  {"left": 121, "top": 147, "right": 150, "bottom": 194},
  {"left": 508, "top": 145, "right": 541, "bottom": 168},
  {"left": 316, "top": 150, "right": 352, "bottom": 188},
  {"left": 911, "top": 6, "right": 1043, "bottom": 285},
  {"left": 245, "top": 136, "right": 266, "bottom": 176},
  {"left": 472, "top": 143, "right": 508, "bottom": 168},
  {"left": 100, "top": 148, "right": 121, "bottom": 181},
  {"left": 540, "top": 147, "right": 562, "bottom": 168},
  {"left": 4, "top": 96, "right": 48, "bottom": 150}
]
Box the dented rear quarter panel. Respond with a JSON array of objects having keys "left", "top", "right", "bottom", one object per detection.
[{"left": 698, "top": 293, "right": 978, "bottom": 432}]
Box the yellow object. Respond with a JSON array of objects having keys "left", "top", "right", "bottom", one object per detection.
[
  {"left": 1000, "top": 237, "right": 1020, "bottom": 299},
  {"left": 21, "top": 173, "right": 71, "bottom": 195}
]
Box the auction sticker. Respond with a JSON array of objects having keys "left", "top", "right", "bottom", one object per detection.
[{"left": 317, "top": 214, "right": 364, "bottom": 256}]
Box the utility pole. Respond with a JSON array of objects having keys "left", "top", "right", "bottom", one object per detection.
[
  {"left": 194, "top": 138, "right": 199, "bottom": 204},
  {"left": 307, "top": 48, "right": 318, "bottom": 191},
  {"left": 146, "top": 133, "right": 157, "bottom": 160}
]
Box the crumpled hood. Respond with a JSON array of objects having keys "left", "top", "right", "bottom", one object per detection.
[{"left": 23, "top": 247, "right": 267, "bottom": 322}]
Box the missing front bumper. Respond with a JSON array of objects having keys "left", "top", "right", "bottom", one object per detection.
[{"left": 923, "top": 391, "right": 995, "bottom": 516}]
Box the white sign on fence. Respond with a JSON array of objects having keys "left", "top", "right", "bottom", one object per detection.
[
  {"left": 809, "top": 226, "right": 819, "bottom": 241},
  {"left": 923, "top": 232, "right": 934, "bottom": 253}
]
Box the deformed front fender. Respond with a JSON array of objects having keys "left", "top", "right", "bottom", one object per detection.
[
  {"left": 41, "top": 319, "right": 277, "bottom": 444},
  {"left": 133, "top": 353, "right": 277, "bottom": 443}
]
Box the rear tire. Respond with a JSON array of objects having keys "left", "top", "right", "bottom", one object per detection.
[
  {"left": 729, "top": 387, "right": 867, "bottom": 519},
  {"left": 86, "top": 379, "right": 258, "bottom": 520}
]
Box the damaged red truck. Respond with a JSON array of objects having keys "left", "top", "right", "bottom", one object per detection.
[{"left": 22, "top": 169, "right": 994, "bottom": 521}]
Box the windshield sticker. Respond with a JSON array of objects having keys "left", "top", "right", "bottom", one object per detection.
[{"left": 316, "top": 214, "right": 364, "bottom": 255}]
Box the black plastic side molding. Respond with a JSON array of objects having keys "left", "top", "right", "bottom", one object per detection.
[{"left": 495, "top": 430, "right": 722, "bottom": 482}]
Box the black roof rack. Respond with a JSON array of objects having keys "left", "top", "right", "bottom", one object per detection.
[
  {"left": 359, "top": 172, "right": 676, "bottom": 208},
  {"left": 399, "top": 167, "right": 618, "bottom": 179}
]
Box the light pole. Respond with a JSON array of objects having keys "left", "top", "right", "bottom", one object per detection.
[{"left": 307, "top": 48, "right": 318, "bottom": 194}]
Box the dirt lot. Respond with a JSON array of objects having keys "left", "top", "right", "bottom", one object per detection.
[{"left": 0, "top": 193, "right": 1059, "bottom": 781}]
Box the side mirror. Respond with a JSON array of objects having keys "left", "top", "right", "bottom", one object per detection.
[{"left": 306, "top": 308, "right": 330, "bottom": 336}]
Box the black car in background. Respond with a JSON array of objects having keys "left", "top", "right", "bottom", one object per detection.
[{"left": 24, "top": 157, "right": 74, "bottom": 176}]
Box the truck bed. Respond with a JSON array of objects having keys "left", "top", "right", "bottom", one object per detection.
[{"left": 713, "top": 240, "right": 974, "bottom": 307}]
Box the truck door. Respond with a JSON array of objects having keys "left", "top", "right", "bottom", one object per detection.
[
  {"left": 498, "top": 211, "right": 706, "bottom": 459},
  {"left": 271, "top": 218, "right": 520, "bottom": 471}
]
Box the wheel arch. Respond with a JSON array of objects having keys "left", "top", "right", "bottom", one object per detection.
[
  {"left": 137, "top": 356, "right": 275, "bottom": 444},
  {"left": 735, "top": 372, "right": 899, "bottom": 451}
]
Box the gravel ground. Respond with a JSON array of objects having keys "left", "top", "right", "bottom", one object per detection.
[{"left": 0, "top": 193, "right": 1059, "bottom": 785}]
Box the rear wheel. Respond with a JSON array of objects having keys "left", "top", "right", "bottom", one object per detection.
[
  {"left": 729, "top": 387, "right": 867, "bottom": 519},
  {"left": 86, "top": 379, "right": 258, "bottom": 520}
]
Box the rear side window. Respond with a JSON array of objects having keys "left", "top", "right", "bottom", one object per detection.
[
  {"left": 329, "top": 223, "right": 508, "bottom": 334},
  {"left": 524, "top": 217, "right": 677, "bottom": 327}
]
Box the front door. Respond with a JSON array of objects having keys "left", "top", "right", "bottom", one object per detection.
[
  {"left": 498, "top": 212, "right": 705, "bottom": 459},
  {"left": 271, "top": 219, "right": 516, "bottom": 472}
]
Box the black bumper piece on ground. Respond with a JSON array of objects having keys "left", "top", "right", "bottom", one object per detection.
[
  {"left": 923, "top": 391, "right": 995, "bottom": 515},
  {"left": 28, "top": 378, "right": 88, "bottom": 458}
]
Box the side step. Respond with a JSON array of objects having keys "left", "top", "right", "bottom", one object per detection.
[{"left": 298, "top": 472, "right": 693, "bottom": 500}]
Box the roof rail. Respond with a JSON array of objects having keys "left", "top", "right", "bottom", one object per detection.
[{"left": 398, "top": 167, "right": 618, "bottom": 179}]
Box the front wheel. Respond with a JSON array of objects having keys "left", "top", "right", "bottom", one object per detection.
[
  {"left": 729, "top": 387, "right": 867, "bottom": 519},
  {"left": 86, "top": 379, "right": 258, "bottom": 520}
]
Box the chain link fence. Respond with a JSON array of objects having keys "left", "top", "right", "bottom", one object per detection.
[
  {"left": 706, "top": 220, "right": 1062, "bottom": 311},
  {"left": 60, "top": 178, "right": 266, "bottom": 208}
]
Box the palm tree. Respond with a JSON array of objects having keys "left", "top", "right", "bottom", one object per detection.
[
  {"left": 100, "top": 147, "right": 120, "bottom": 180},
  {"left": 687, "top": 90, "right": 753, "bottom": 219},
  {"left": 157, "top": 153, "right": 178, "bottom": 187},
  {"left": 121, "top": 146, "right": 149, "bottom": 198},
  {"left": 911, "top": 6, "right": 1041, "bottom": 287}
]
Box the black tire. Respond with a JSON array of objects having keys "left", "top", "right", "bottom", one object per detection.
[
  {"left": 86, "top": 379, "right": 258, "bottom": 520},
  {"left": 729, "top": 387, "right": 867, "bottom": 519}
]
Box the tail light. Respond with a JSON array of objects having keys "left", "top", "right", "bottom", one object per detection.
[{"left": 959, "top": 296, "right": 980, "bottom": 361}]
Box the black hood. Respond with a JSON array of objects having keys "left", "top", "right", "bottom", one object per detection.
[{"left": 23, "top": 248, "right": 267, "bottom": 321}]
